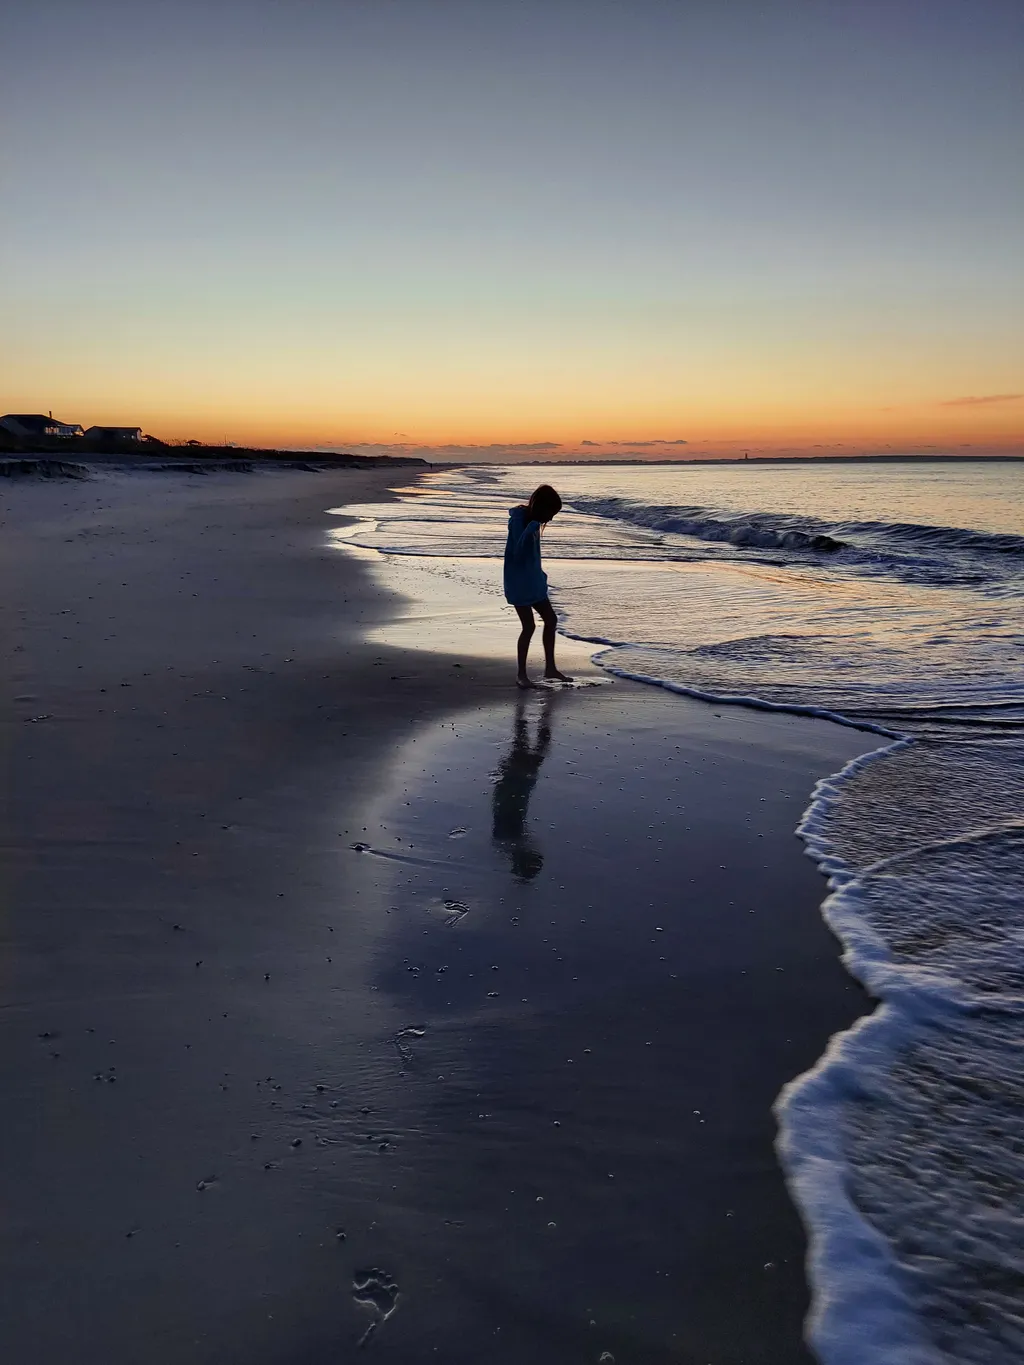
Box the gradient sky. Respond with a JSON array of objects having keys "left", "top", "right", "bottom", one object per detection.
[{"left": 3, "top": 0, "right": 1022, "bottom": 457}]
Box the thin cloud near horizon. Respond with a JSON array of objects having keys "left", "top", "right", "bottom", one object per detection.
[
  {"left": 326, "top": 438, "right": 702, "bottom": 462},
  {"left": 320, "top": 440, "right": 563, "bottom": 456},
  {"left": 940, "top": 393, "right": 1023, "bottom": 407},
  {"left": 581, "top": 439, "right": 689, "bottom": 447},
  {"left": 334, "top": 439, "right": 696, "bottom": 458}
]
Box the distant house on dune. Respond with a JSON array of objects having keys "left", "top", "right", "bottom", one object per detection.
[
  {"left": 0, "top": 413, "right": 85, "bottom": 439},
  {"left": 85, "top": 425, "right": 143, "bottom": 442}
]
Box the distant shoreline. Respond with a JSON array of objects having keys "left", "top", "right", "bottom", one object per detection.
[
  {"left": 470, "top": 452, "right": 1024, "bottom": 467},
  {"left": 0, "top": 445, "right": 429, "bottom": 478}
]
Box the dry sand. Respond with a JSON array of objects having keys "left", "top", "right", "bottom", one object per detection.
[{"left": 1, "top": 465, "right": 870, "bottom": 1363}]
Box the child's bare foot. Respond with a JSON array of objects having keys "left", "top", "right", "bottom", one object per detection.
[
  {"left": 516, "top": 674, "right": 539, "bottom": 689},
  {"left": 544, "top": 668, "right": 572, "bottom": 682}
]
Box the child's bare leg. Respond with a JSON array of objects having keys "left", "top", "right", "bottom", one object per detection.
[
  {"left": 515, "top": 605, "right": 538, "bottom": 687},
  {"left": 537, "top": 599, "right": 571, "bottom": 681}
]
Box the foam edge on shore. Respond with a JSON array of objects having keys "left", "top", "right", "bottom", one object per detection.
[{"left": 775, "top": 741, "right": 932, "bottom": 1365}]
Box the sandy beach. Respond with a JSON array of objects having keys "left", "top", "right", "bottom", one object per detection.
[{"left": 1, "top": 464, "right": 872, "bottom": 1363}]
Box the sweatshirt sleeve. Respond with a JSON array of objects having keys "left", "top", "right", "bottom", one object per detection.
[{"left": 513, "top": 519, "right": 542, "bottom": 556}]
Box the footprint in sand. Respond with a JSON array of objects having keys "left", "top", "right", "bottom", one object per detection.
[
  {"left": 393, "top": 1025, "right": 426, "bottom": 1067},
  {"left": 352, "top": 1267, "right": 399, "bottom": 1346},
  {"left": 442, "top": 898, "right": 469, "bottom": 926}
]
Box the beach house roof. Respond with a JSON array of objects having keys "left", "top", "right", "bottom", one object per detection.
[
  {"left": 85, "top": 426, "right": 143, "bottom": 442},
  {"left": 0, "top": 413, "right": 85, "bottom": 438}
]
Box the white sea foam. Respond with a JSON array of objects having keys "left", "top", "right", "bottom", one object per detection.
[
  {"left": 333, "top": 460, "right": 1024, "bottom": 1363},
  {"left": 782, "top": 808, "right": 1024, "bottom": 1364}
]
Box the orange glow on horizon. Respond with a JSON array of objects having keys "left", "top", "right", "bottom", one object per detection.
[
  {"left": 42, "top": 404, "right": 1024, "bottom": 458},
  {"left": 7, "top": 347, "right": 1022, "bottom": 457}
]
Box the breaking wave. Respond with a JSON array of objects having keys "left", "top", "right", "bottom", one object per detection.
[{"left": 569, "top": 493, "right": 1024, "bottom": 592}]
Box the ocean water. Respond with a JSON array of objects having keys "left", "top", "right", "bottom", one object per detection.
[{"left": 337, "top": 460, "right": 1024, "bottom": 1364}]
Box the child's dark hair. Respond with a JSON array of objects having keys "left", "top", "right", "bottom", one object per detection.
[{"left": 526, "top": 484, "right": 562, "bottom": 523}]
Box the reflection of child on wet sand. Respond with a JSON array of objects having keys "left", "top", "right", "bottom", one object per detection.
[
  {"left": 492, "top": 694, "right": 552, "bottom": 880},
  {"left": 503, "top": 484, "right": 572, "bottom": 689}
]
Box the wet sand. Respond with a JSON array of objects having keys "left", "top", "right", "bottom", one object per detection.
[{"left": 1, "top": 466, "right": 869, "bottom": 1362}]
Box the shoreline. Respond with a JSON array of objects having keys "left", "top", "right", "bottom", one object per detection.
[{"left": 2, "top": 463, "right": 874, "bottom": 1361}]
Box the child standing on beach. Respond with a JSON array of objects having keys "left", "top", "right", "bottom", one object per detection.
[{"left": 503, "top": 484, "right": 572, "bottom": 688}]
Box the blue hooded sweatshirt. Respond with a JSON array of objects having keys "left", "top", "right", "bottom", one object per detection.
[{"left": 503, "top": 505, "right": 547, "bottom": 606}]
